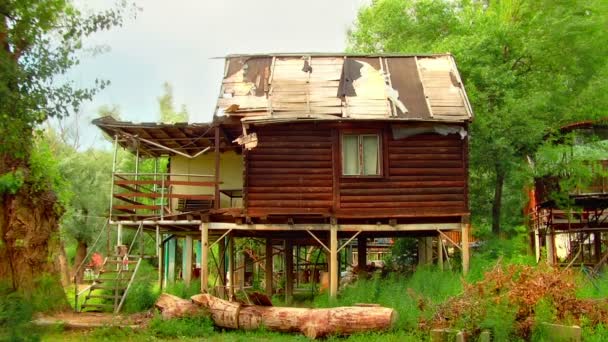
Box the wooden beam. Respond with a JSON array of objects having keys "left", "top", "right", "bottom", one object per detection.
[
  {"left": 201, "top": 222, "right": 209, "bottom": 293},
  {"left": 437, "top": 237, "right": 444, "bottom": 271},
  {"left": 159, "top": 234, "right": 165, "bottom": 292},
  {"left": 546, "top": 229, "right": 555, "bottom": 266},
  {"left": 337, "top": 230, "right": 362, "bottom": 253},
  {"left": 218, "top": 238, "right": 226, "bottom": 299},
  {"left": 209, "top": 222, "right": 461, "bottom": 231},
  {"left": 329, "top": 224, "right": 338, "bottom": 299},
  {"left": 437, "top": 229, "right": 462, "bottom": 251},
  {"left": 461, "top": 216, "right": 470, "bottom": 275},
  {"left": 265, "top": 238, "right": 273, "bottom": 297},
  {"left": 209, "top": 229, "right": 233, "bottom": 249},
  {"left": 285, "top": 239, "right": 294, "bottom": 305},
  {"left": 214, "top": 126, "right": 221, "bottom": 210},
  {"left": 228, "top": 234, "right": 235, "bottom": 301},
  {"left": 183, "top": 236, "right": 193, "bottom": 286},
  {"left": 305, "top": 229, "right": 330, "bottom": 252},
  {"left": 417, "top": 238, "right": 426, "bottom": 266},
  {"left": 357, "top": 236, "right": 367, "bottom": 276},
  {"left": 425, "top": 237, "right": 433, "bottom": 265}
]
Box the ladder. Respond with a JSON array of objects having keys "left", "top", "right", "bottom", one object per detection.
[
  {"left": 79, "top": 254, "right": 142, "bottom": 313},
  {"left": 77, "top": 222, "right": 146, "bottom": 313}
]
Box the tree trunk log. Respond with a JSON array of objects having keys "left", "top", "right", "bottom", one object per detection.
[
  {"left": 191, "top": 294, "right": 397, "bottom": 339},
  {"left": 155, "top": 293, "right": 202, "bottom": 319},
  {"left": 73, "top": 239, "right": 87, "bottom": 284}
]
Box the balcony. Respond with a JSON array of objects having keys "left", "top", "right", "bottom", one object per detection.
[{"left": 110, "top": 172, "right": 227, "bottom": 220}]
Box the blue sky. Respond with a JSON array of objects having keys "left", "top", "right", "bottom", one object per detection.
[{"left": 68, "top": 0, "right": 369, "bottom": 148}]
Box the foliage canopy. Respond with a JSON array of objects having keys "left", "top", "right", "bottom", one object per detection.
[{"left": 348, "top": 0, "right": 608, "bottom": 233}]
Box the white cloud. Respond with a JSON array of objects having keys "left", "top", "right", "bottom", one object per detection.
[{"left": 66, "top": 0, "right": 369, "bottom": 147}]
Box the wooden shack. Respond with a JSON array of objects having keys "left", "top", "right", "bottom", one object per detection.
[
  {"left": 530, "top": 119, "right": 608, "bottom": 268},
  {"left": 92, "top": 53, "right": 473, "bottom": 304}
]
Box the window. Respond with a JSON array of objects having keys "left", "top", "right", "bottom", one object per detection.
[{"left": 341, "top": 134, "right": 381, "bottom": 176}]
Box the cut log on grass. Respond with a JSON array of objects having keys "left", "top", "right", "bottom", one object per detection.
[
  {"left": 155, "top": 293, "right": 201, "bottom": 319},
  {"left": 191, "top": 293, "right": 397, "bottom": 339}
]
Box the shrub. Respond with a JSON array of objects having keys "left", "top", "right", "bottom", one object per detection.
[
  {"left": 0, "top": 285, "right": 38, "bottom": 342},
  {"left": 122, "top": 261, "right": 158, "bottom": 313}
]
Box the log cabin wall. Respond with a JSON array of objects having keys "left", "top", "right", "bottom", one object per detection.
[
  {"left": 245, "top": 123, "right": 334, "bottom": 218},
  {"left": 336, "top": 126, "right": 467, "bottom": 219},
  {"left": 244, "top": 122, "right": 468, "bottom": 221}
]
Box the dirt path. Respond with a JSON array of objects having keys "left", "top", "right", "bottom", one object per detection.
[{"left": 34, "top": 311, "right": 151, "bottom": 329}]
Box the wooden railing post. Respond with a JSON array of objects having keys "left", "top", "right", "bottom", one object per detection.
[
  {"left": 109, "top": 135, "right": 118, "bottom": 217},
  {"left": 329, "top": 224, "right": 338, "bottom": 299},
  {"left": 214, "top": 125, "right": 220, "bottom": 209},
  {"left": 265, "top": 238, "right": 273, "bottom": 297},
  {"left": 201, "top": 222, "right": 209, "bottom": 293},
  {"left": 461, "top": 216, "right": 470, "bottom": 275}
]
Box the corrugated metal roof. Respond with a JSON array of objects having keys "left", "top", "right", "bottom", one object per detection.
[{"left": 215, "top": 53, "right": 473, "bottom": 123}]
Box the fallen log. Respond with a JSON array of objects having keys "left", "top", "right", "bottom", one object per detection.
[
  {"left": 155, "top": 293, "right": 201, "bottom": 319},
  {"left": 191, "top": 293, "right": 397, "bottom": 339}
]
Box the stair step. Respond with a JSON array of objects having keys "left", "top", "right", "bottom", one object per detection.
[
  {"left": 92, "top": 285, "right": 127, "bottom": 290},
  {"left": 95, "top": 279, "right": 131, "bottom": 284},
  {"left": 81, "top": 303, "right": 115, "bottom": 309},
  {"left": 100, "top": 269, "right": 135, "bottom": 273},
  {"left": 106, "top": 260, "right": 138, "bottom": 264},
  {"left": 86, "top": 294, "right": 120, "bottom": 300}
]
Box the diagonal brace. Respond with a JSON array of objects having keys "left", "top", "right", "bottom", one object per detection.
[{"left": 437, "top": 229, "right": 462, "bottom": 251}]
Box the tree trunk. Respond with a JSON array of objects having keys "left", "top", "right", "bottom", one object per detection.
[
  {"left": 56, "top": 240, "right": 71, "bottom": 287},
  {"left": 191, "top": 294, "right": 397, "bottom": 339},
  {"left": 492, "top": 167, "right": 505, "bottom": 236},
  {"left": 155, "top": 293, "right": 201, "bottom": 319},
  {"left": 0, "top": 182, "right": 69, "bottom": 310},
  {"left": 73, "top": 239, "right": 88, "bottom": 283}
]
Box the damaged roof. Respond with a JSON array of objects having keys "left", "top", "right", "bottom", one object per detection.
[
  {"left": 92, "top": 116, "right": 240, "bottom": 157},
  {"left": 215, "top": 53, "right": 473, "bottom": 123}
]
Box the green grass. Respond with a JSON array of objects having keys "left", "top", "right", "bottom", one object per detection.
[
  {"left": 313, "top": 267, "right": 462, "bottom": 330},
  {"left": 45, "top": 234, "right": 608, "bottom": 341}
]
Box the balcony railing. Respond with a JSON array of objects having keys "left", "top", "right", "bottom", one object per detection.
[{"left": 110, "top": 172, "right": 218, "bottom": 219}]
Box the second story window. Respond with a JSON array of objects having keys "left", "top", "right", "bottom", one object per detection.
[{"left": 342, "top": 133, "right": 381, "bottom": 176}]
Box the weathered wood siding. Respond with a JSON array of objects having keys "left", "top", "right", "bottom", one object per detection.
[
  {"left": 337, "top": 131, "right": 467, "bottom": 218},
  {"left": 246, "top": 124, "right": 333, "bottom": 217},
  {"left": 245, "top": 123, "right": 468, "bottom": 219}
]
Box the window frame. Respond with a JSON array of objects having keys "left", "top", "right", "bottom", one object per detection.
[{"left": 340, "top": 130, "right": 383, "bottom": 178}]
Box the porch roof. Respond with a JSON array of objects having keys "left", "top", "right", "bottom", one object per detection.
[{"left": 92, "top": 116, "right": 240, "bottom": 157}]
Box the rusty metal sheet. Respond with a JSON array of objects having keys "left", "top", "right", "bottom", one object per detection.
[
  {"left": 386, "top": 57, "right": 431, "bottom": 119},
  {"left": 216, "top": 53, "right": 473, "bottom": 123}
]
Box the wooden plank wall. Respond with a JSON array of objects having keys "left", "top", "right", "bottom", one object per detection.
[
  {"left": 337, "top": 130, "right": 467, "bottom": 218},
  {"left": 245, "top": 123, "right": 468, "bottom": 219},
  {"left": 246, "top": 124, "right": 333, "bottom": 217}
]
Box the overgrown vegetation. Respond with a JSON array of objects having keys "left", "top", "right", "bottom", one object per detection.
[{"left": 3, "top": 0, "right": 608, "bottom": 340}]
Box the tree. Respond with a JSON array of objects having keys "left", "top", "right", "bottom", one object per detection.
[
  {"left": 348, "top": 0, "right": 608, "bottom": 235},
  {"left": 0, "top": 0, "right": 132, "bottom": 306},
  {"left": 158, "top": 81, "right": 189, "bottom": 123}
]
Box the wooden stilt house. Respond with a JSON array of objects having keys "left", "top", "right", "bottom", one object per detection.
[
  {"left": 530, "top": 119, "right": 608, "bottom": 268},
  {"left": 90, "top": 53, "right": 473, "bottom": 309}
]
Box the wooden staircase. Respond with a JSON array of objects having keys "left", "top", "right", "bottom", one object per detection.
[{"left": 79, "top": 254, "right": 142, "bottom": 313}]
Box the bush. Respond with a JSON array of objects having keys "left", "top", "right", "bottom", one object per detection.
[
  {"left": 0, "top": 285, "right": 38, "bottom": 342},
  {"left": 164, "top": 280, "right": 200, "bottom": 299},
  {"left": 122, "top": 261, "right": 158, "bottom": 313}
]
